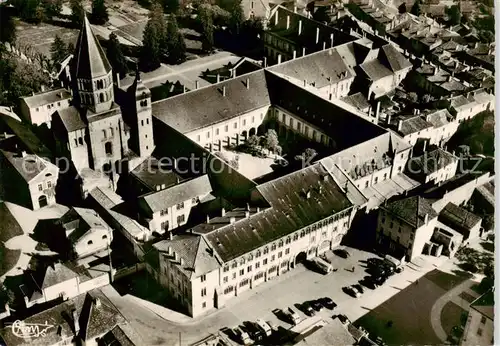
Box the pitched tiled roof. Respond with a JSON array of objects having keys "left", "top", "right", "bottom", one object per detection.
[
  {"left": 383, "top": 195, "right": 437, "bottom": 228},
  {"left": 61, "top": 207, "right": 111, "bottom": 244},
  {"left": 439, "top": 202, "right": 482, "bottom": 231},
  {"left": 425, "top": 109, "right": 453, "bottom": 128},
  {"left": 140, "top": 174, "right": 212, "bottom": 213},
  {"left": 39, "top": 263, "right": 79, "bottom": 289},
  {"left": 200, "top": 162, "right": 353, "bottom": 262},
  {"left": 359, "top": 60, "right": 393, "bottom": 81},
  {"left": 268, "top": 47, "right": 353, "bottom": 88},
  {"left": 55, "top": 106, "right": 86, "bottom": 132},
  {"left": 152, "top": 70, "right": 271, "bottom": 134},
  {"left": 73, "top": 16, "right": 112, "bottom": 79},
  {"left": 88, "top": 186, "right": 123, "bottom": 209},
  {"left": 380, "top": 44, "right": 412, "bottom": 72},
  {"left": 393, "top": 115, "right": 433, "bottom": 136},
  {"left": 0, "top": 150, "right": 50, "bottom": 182},
  {"left": 408, "top": 148, "right": 457, "bottom": 175},
  {"left": 131, "top": 156, "right": 185, "bottom": 193},
  {"left": 21, "top": 88, "right": 72, "bottom": 109},
  {"left": 341, "top": 92, "right": 371, "bottom": 111},
  {"left": 154, "top": 234, "right": 221, "bottom": 278},
  {"left": 0, "top": 289, "right": 125, "bottom": 346}
]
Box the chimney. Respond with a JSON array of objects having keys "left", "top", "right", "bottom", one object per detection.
[
  {"left": 277, "top": 54, "right": 282, "bottom": 64},
  {"left": 115, "top": 73, "right": 121, "bottom": 88},
  {"left": 375, "top": 101, "right": 381, "bottom": 120},
  {"left": 183, "top": 85, "right": 187, "bottom": 93},
  {"left": 245, "top": 210, "right": 250, "bottom": 218},
  {"left": 222, "top": 85, "right": 226, "bottom": 97},
  {"left": 306, "top": 190, "right": 311, "bottom": 199},
  {"left": 274, "top": 11, "right": 278, "bottom": 25},
  {"left": 386, "top": 114, "right": 391, "bottom": 125},
  {"left": 230, "top": 217, "right": 236, "bottom": 224},
  {"left": 286, "top": 15, "right": 290, "bottom": 29},
  {"left": 168, "top": 232, "right": 173, "bottom": 240},
  {"left": 293, "top": 50, "right": 296, "bottom": 59},
  {"left": 447, "top": 75, "right": 452, "bottom": 82},
  {"left": 195, "top": 80, "right": 199, "bottom": 89},
  {"left": 424, "top": 213, "right": 429, "bottom": 225},
  {"left": 423, "top": 140, "right": 427, "bottom": 152},
  {"left": 256, "top": 207, "right": 260, "bottom": 213},
  {"left": 143, "top": 232, "right": 149, "bottom": 242},
  {"left": 433, "top": 67, "right": 438, "bottom": 76},
  {"left": 426, "top": 114, "right": 431, "bottom": 122},
  {"left": 180, "top": 258, "right": 184, "bottom": 266},
  {"left": 221, "top": 208, "right": 226, "bottom": 217},
  {"left": 167, "top": 246, "right": 172, "bottom": 255},
  {"left": 21, "top": 151, "right": 27, "bottom": 157},
  {"left": 298, "top": 20, "right": 302, "bottom": 35},
  {"left": 173, "top": 251, "right": 178, "bottom": 261},
  {"left": 72, "top": 309, "right": 80, "bottom": 334},
  {"left": 323, "top": 41, "right": 326, "bottom": 50},
  {"left": 93, "top": 298, "right": 101, "bottom": 308},
  {"left": 302, "top": 47, "right": 306, "bottom": 56},
  {"left": 316, "top": 27, "right": 320, "bottom": 44},
  {"left": 397, "top": 120, "right": 403, "bottom": 131},
  {"left": 206, "top": 215, "right": 210, "bottom": 223},
  {"left": 293, "top": 5, "right": 297, "bottom": 13},
  {"left": 413, "top": 109, "right": 417, "bottom": 115},
  {"left": 303, "top": 79, "right": 307, "bottom": 87},
  {"left": 263, "top": 57, "right": 267, "bottom": 67},
  {"left": 246, "top": 78, "right": 250, "bottom": 89},
  {"left": 41, "top": 85, "right": 45, "bottom": 92}
]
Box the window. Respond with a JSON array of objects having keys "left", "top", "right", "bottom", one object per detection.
[
  {"left": 293, "top": 234, "right": 298, "bottom": 241},
  {"left": 278, "top": 251, "right": 282, "bottom": 258},
  {"left": 285, "top": 248, "right": 290, "bottom": 255},
  {"left": 278, "top": 240, "right": 283, "bottom": 248},
  {"left": 105, "top": 142, "right": 113, "bottom": 155},
  {"left": 232, "top": 262, "right": 237, "bottom": 268},
  {"left": 38, "top": 184, "right": 43, "bottom": 191},
  {"left": 255, "top": 272, "right": 264, "bottom": 280},
  {"left": 78, "top": 137, "right": 83, "bottom": 145},
  {"left": 263, "top": 258, "right": 268, "bottom": 265},
  {"left": 256, "top": 250, "right": 261, "bottom": 258},
  {"left": 263, "top": 247, "right": 269, "bottom": 254},
  {"left": 243, "top": 119, "right": 246, "bottom": 126},
  {"left": 202, "top": 302, "right": 206, "bottom": 308},
  {"left": 36, "top": 107, "right": 39, "bottom": 112},
  {"left": 224, "top": 286, "right": 234, "bottom": 294},
  {"left": 252, "top": 116, "right": 255, "bottom": 123},
  {"left": 271, "top": 244, "right": 276, "bottom": 251},
  {"left": 225, "top": 125, "right": 228, "bottom": 132},
  {"left": 384, "top": 173, "right": 388, "bottom": 180},
  {"left": 206, "top": 131, "right": 210, "bottom": 139},
  {"left": 477, "top": 328, "right": 483, "bottom": 336},
  {"left": 223, "top": 276, "right": 228, "bottom": 283},
  {"left": 239, "top": 279, "right": 249, "bottom": 287},
  {"left": 141, "top": 120, "right": 144, "bottom": 126},
  {"left": 247, "top": 265, "right": 252, "bottom": 272},
  {"left": 271, "top": 255, "right": 275, "bottom": 262},
  {"left": 177, "top": 215, "right": 185, "bottom": 224},
  {"left": 147, "top": 118, "right": 149, "bottom": 125},
  {"left": 103, "top": 130, "right": 107, "bottom": 139},
  {"left": 233, "top": 122, "right": 237, "bottom": 129},
  {"left": 177, "top": 202, "right": 184, "bottom": 210},
  {"left": 285, "top": 237, "right": 291, "bottom": 244},
  {"left": 102, "top": 235, "right": 107, "bottom": 239},
  {"left": 374, "top": 177, "right": 378, "bottom": 184},
  {"left": 365, "top": 181, "right": 369, "bottom": 188},
  {"left": 200, "top": 274, "right": 206, "bottom": 282},
  {"left": 239, "top": 269, "right": 244, "bottom": 276},
  {"left": 481, "top": 316, "right": 487, "bottom": 324},
  {"left": 216, "top": 128, "right": 219, "bottom": 135},
  {"left": 251, "top": 1, "right": 254, "bottom": 8},
  {"left": 255, "top": 262, "right": 260, "bottom": 269},
  {"left": 223, "top": 266, "right": 229, "bottom": 272},
  {"left": 87, "top": 240, "right": 93, "bottom": 245},
  {"left": 281, "top": 262, "right": 287, "bottom": 268},
  {"left": 201, "top": 288, "right": 206, "bottom": 296},
  {"left": 197, "top": 135, "right": 200, "bottom": 142},
  {"left": 232, "top": 273, "right": 236, "bottom": 279}
]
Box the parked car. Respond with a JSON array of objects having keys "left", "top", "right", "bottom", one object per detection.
[
  {"left": 368, "top": 265, "right": 386, "bottom": 278},
  {"left": 267, "top": 320, "right": 279, "bottom": 332},
  {"left": 318, "top": 297, "right": 337, "bottom": 310},
  {"left": 310, "top": 300, "right": 323, "bottom": 311},
  {"left": 360, "top": 276, "right": 378, "bottom": 290},
  {"left": 300, "top": 302, "right": 315, "bottom": 316},
  {"left": 344, "top": 286, "right": 361, "bottom": 298},
  {"left": 353, "top": 284, "right": 364, "bottom": 294},
  {"left": 255, "top": 319, "right": 272, "bottom": 337},
  {"left": 233, "top": 326, "right": 253, "bottom": 345},
  {"left": 366, "top": 258, "right": 385, "bottom": 268},
  {"left": 242, "top": 321, "right": 264, "bottom": 342},
  {"left": 395, "top": 266, "right": 404, "bottom": 273},
  {"left": 336, "top": 314, "right": 350, "bottom": 325},
  {"left": 334, "top": 249, "right": 350, "bottom": 258},
  {"left": 372, "top": 275, "right": 387, "bottom": 286},
  {"left": 286, "top": 307, "right": 302, "bottom": 325}
]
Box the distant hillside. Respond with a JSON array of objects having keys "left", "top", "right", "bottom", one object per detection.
[{"left": 448, "top": 110, "right": 494, "bottom": 157}]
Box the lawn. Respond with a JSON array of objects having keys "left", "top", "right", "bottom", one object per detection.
[
  {"left": 354, "top": 270, "right": 470, "bottom": 346},
  {"left": 440, "top": 301, "right": 466, "bottom": 338}
]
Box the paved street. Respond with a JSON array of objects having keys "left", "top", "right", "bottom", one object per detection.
[{"left": 103, "top": 246, "right": 447, "bottom": 345}]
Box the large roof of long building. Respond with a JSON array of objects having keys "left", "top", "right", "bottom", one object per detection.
[
  {"left": 73, "top": 16, "right": 112, "bottom": 79},
  {"left": 195, "top": 162, "right": 353, "bottom": 262},
  {"left": 21, "top": 88, "right": 72, "bottom": 109}
]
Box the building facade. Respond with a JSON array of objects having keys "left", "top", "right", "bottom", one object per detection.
[{"left": 460, "top": 290, "right": 494, "bottom": 346}]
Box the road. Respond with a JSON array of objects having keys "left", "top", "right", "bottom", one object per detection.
[{"left": 102, "top": 246, "right": 447, "bottom": 345}]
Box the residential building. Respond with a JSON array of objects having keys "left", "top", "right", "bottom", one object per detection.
[
  {"left": 438, "top": 202, "right": 483, "bottom": 241},
  {"left": 59, "top": 207, "right": 113, "bottom": 259},
  {"left": 406, "top": 148, "right": 458, "bottom": 184},
  {"left": 0, "top": 149, "right": 59, "bottom": 210},
  {"left": 460, "top": 290, "right": 494, "bottom": 346},
  {"left": 376, "top": 196, "right": 438, "bottom": 261},
  {"left": 447, "top": 89, "right": 495, "bottom": 123},
  {"left": 241, "top": 0, "right": 270, "bottom": 19},
  {"left": 263, "top": 5, "right": 354, "bottom": 64},
  {"left": 137, "top": 175, "right": 213, "bottom": 234},
  {"left": 1, "top": 289, "right": 127, "bottom": 346},
  {"left": 458, "top": 43, "right": 495, "bottom": 72},
  {"left": 410, "top": 63, "right": 468, "bottom": 98},
  {"left": 19, "top": 88, "right": 72, "bottom": 127}
]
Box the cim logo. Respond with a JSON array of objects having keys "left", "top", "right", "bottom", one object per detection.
[{"left": 9, "top": 320, "right": 54, "bottom": 339}]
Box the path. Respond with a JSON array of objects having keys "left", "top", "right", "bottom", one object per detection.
[{"left": 429, "top": 279, "right": 477, "bottom": 341}]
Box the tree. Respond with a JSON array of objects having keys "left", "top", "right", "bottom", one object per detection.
[
  {"left": 70, "top": 0, "right": 85, "bottom": 26},
  {"left": 246, "top": 135, "right": 260, "bottom": 147},
  {"left": 262, "top": 129, "right": 279, "bottom": 153},
  {"left": 398, "top": 3, "right": 406, "bottom": 14},
  {"left": 165, "top": 16, "right": 186, "bottom": 64},
  {"left": 0, "top": 8, "right": 16, "bottom": 44},
  {"left": 229, "top": 0, "right": 244, "bottom": 35},
  {"left": 91, "top": 0, "right": 109, "bottom": 24},
  {"left": 50, "top": 35, "right": 68, "bottom": 66},
  {"left": 106, "top": 33, "right": 128, "bottom": 76},
  {"left": 67, "top": 42, "right": 75, "bottom": 55},
  {"left": 140, "top": 4, "right": 168, "bottom": 71},
  {"left": 408, "top": 92, "right": 418, "bottom": 103},
  {"left": 295, "top": 148, "right": 317, "bottom": 166},
  {"left": 42, "top": 0, "right": 63, "bottom": 18},
  {"left": 313, "top": 7, "right": 331, "bottom": 23},
  {"left": 229, "top": 155, "right": 240, "bottom": 170},
  {"left": 445, "top": 5, "right": 461, "bottom": 25},
  {"left": 21, "top": 0, "right": 45, "bottom": 23},
  {"left": 421, "top": 94, "right": 432, "bottom": 103},
  {"left": 410, "top": 0, "right": 421, "bottom": 16},
  {"left": 199, "top": 5, "right": 214, "bottom": 53}
]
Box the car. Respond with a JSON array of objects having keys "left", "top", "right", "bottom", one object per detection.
[
  {"left": 336, "top": 314, "right": 350, "bottom": 325},
  {"left": 334, "top": 249, "right": 350, "bottom": 258},
  {"left": 360, "top": 276, "right": 378, "bottom": 290},
  {"left": 301, "top": 302, "right": 315, "bottom": 316},
  {"left": 343, "top": 286, "right": 361, "bottom": 298},
  {"left": 286, "top": 307, "right": 302, "bottom": 325},
  {"left": 310, "top": 300, "right": 323, "bottom": 311},
  {"left": 318, "top": 297, "right": 337, "bottom": 310},
  {"left": 372, "top": 275, "right": 387, "bottom": 286},
  {"left": 368, "top": 265, "right": 386, "bottom": 277},
  {"left": 233, "top": 326, "right": 253, "bottom": 345},
  {"left": 366, "top": 258, "right": 385, "bottom": 267},
  {"left": 267, "top": 320, "right": 279, "bottom": 332},
  {"left": 242, "top": 321, "right": 264, "bottom": 342},
  {"left": 395, "top": 266, "right": 404, "bottom": 273},
  {"left": 255, "top": 319, "right": 272, "bottom": 337},
  {"left": 352, "top": 284, "right": 365, "bottom": 294}
]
